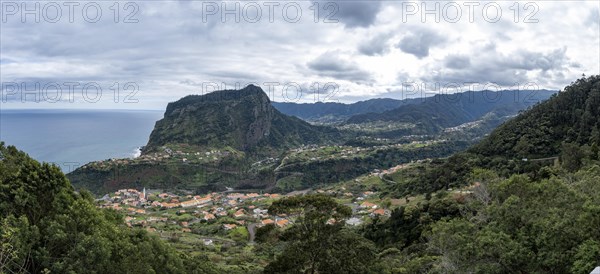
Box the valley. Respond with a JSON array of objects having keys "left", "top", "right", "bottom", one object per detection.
[
  {"left": 3, "top": 76, "right": 599, "bottom": 273},
  {"left": 2, "top": 1, "right": 598, "bottom": 272},
  {"left": 56, "top": 81, "right": 595, "bottom": 272},
  {"left": 67, "top": 86, "right": 553, "bottom": 195}
]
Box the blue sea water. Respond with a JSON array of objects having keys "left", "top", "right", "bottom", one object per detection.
[{"left": 0, "top": 109, "right": 164, "bottom": 172}]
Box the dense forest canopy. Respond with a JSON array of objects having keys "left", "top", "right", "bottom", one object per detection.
[
  {"left": 363, "top": 75, "right": 600, "bottom": 273},
  {"left": 0, "top": 143, "right": 218, "bottom": 273}
]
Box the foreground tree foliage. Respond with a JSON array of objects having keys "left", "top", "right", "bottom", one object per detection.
[
  {"left": 263, "top": 194, "right": 377, "bottom": 273},
  {"left": 0, "top": 143, "right": 218, "bottom": 274},
  {"left": 427, "top": 171, "right": 600, "bottom": 273},
  {"left": 363, "top": 166, "right": 600, "bottom": 274}
]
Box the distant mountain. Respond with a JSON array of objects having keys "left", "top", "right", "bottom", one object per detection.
[
  {"left": 390, "top": 76, "right": 600, "bottom": 195},
  {"left": 143, "top": 85, "right": 341, "bottom": 155},
  {"left": 68, "top": 85, "right": 559, "bottom": 195},
  {"left": 272, "top": 98, "right": 419, "bottom": 124},
  {"left": 371, "top": 76, "right": 600, "bottom": 274},
  {"left": 345, "top": 90, "right": 556, "bottom": 134}
]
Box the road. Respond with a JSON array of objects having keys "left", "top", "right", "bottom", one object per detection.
[{"left": 247, "top": 223, "right": 257, "bottom": 242}]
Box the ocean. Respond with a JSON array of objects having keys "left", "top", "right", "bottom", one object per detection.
[{"left": 0, "top": 109, "right": 164, "bottom": 173}]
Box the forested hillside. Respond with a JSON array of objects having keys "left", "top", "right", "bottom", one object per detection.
[
  {"left": 364, "top": 167, "right": 600, "bottom": 273},
  {"left": 272, "top": 98, "right": 417, "bottom": 123},
  {"left": 473, "top": 77, "right": 600, "bottom": 158},
  {"left": 345, "top": 90, "right": 554, "bottom": 135},
  {"left": 384, "top": 78, "right": 600, "bottom": 194},
  {"left": 360, "top": 76, "right": 600, "bottom": 273},
  {"left": 0, "top": 143, "right": 218, "bottom": 273}
]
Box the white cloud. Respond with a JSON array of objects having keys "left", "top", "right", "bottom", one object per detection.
[{"left": 0, "top": 1, "right": 598, "bottom": 108}]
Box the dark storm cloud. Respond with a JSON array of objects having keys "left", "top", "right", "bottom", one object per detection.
[
  {"left": 358, "top": 33, "right": 393, "bottom": 56},
  {"left": 307, "top": 52, "right": 372, "bottom": 83},
  {"left": 444, "top": 55, "right": 471, "bottom": 69},
  {"left": 426, "top": 69, "right": 529, "bottom": 87},
  {"left": 425, "top": 47, "right": 572, "bottom": 86},
  {"left": 315, "top": 0, "right": 383, "bottom": 28},
  {"left": 500, "top": 48, "right": 569, "bottom": 72},
  {"left": 397, "top": 29, "right": 447, "bottom": 59}
]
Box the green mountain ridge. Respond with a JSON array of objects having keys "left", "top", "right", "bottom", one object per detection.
[
  {"left": 472, "top": 79, "right": 600, "bottom": 158},
  {"left": 67, "top": 85, "right": 559, "bottom": 194},
  {"left": 144, "top": 85, "right": 341, "bottom": 156},
  {"left": 271, "top": 98, "right": 420, "bottom": 123},
  {"left": 364, "top": 75, "right": 600, "bottom": 274},
  {"left": 388, "top": 75, "right": 600, "bottom": 196},
  {"left": 345, "top": 90, "right": 556, "bottom": 135}
]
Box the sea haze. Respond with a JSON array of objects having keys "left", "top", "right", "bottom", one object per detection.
[{"left": 0, "top": 109, "right": 163, "bottom": 172}]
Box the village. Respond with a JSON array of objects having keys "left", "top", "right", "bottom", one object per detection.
[{"left": 96, "top": 185, "right": 391, "bottom": 245}]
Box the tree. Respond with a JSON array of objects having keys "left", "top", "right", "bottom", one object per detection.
[
  {"left": 0, "top": 143, "right": 218, "bottom": 273},
  {"left": 571, "top": 240, "right": 600, "bottom": 274},
  {"left": 264, "top": 194, "right": 376, "bottom": 273},
  {"left": 561, "top": 142, "right": 584, "bottom": 172}
]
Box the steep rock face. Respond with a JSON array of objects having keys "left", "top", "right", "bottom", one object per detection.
[
  {"left": 245, "top": 92, "right": 273, "bottom": 148},
  {"left": 143, "top": 85, "right": 339, "bottom": 154},
  {"left": 68, "top": 85, "right": 344, "bottom": 194}
]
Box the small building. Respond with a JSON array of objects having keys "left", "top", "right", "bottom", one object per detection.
[
  {"left": 233, "top": 209, "right": 245, "bottom": 218},
  {"left": 346, "top": 217, "right": 362, "bottom": 226},
  {"left": 253, "top": 208, "right": 268, "bottom": 215},
  {"left": 227, "top": 200, "right": 238, "bottom": 206},
  {"left": 360, "top": 201, "right": 377, "bottom": 209},
  {"left": 276, "top": 219, "right": 289, "bottom": 228},
  {"left": 203, "top": 213, "right": 216, "bottom": 221},
  {"left": 180, "top": 199, "right": 202, "bottom": 208},
  {"left": 151, "top": 201, "right": 162, "bottom": 207},
  {"left": 261, "top": 219, "right": 275, "bottom": 226},
  {"left": 223, "top": 224, "right": 237, "bottom": 230},
  {"left": 371, "top": 208, "right": 388, "bottom": 217},
  {"left": 161, "top": 202, "right": 178, "bottom": 209}
]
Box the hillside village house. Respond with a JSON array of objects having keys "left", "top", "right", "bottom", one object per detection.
[
  {"left": 360, "top": 201, "right": 377, "bottom": 209},
  {"left": 223, "top": 224, "right": 237, "bottom": 230},
  {"left": 233, "top": 209, "right": 245, "bottom": 218},
  {"left": 261, "top": 219, "right": 275, "bottom": 226},
  {"left": 276, "top": 219, "right": 289, "bottom": 228}
]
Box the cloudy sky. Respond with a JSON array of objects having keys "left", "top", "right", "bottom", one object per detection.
[{"left": 1, "top": 0, "right": 599, "bottom": 109}]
